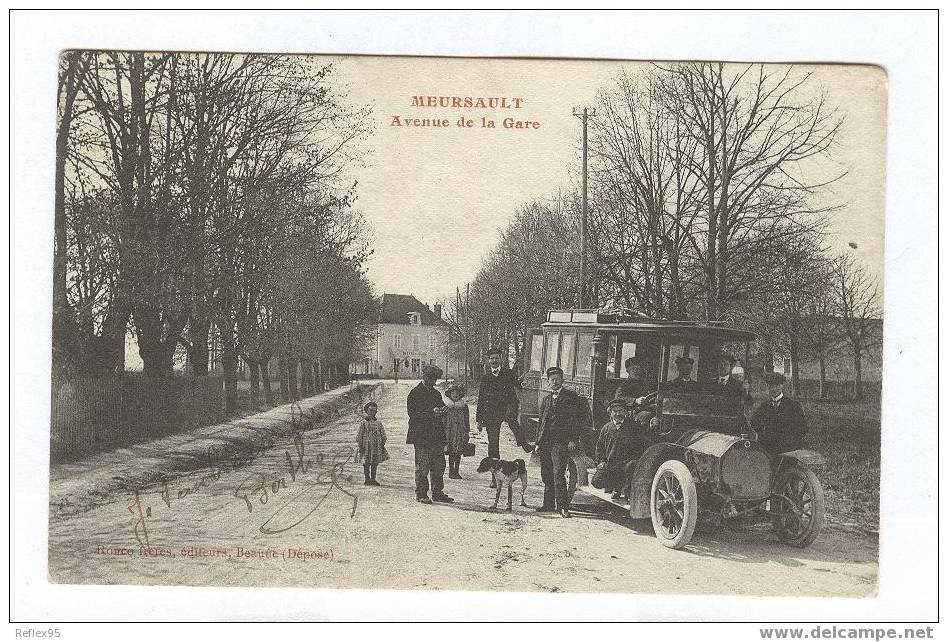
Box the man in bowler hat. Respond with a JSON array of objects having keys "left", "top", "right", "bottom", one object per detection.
[
  {"left": 535, "top": 366, "right": 589, "bottom": 518},
  {"left": 476, "top": 348, "right": 532, "bottom": 483}
]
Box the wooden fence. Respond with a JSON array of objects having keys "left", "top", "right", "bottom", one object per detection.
[{"left": 50, "top": 375, "right": 225, "bottom": 462}]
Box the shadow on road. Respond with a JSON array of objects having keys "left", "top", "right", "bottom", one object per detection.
[{"left": 569, "top": 491, "right": 877, "bottom": 568}]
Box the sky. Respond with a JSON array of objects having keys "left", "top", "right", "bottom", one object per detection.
[{"left": 328, "top": 56, "right": 887, "bottom": 308}]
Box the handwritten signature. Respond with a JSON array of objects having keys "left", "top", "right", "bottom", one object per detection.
[
  {"left": 232, "top": 431, "right": 359, "bottom": 534},
  {"left": 127, "top": 404, "right": 359, "bottom": 548}
]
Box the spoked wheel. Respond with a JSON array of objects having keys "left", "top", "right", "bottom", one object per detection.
[
  {"left": 650, "top": 460, "right": 698, "bottom": 549},
  {"left": 771, "top": 464, "right": 825, "bottom": 548}
]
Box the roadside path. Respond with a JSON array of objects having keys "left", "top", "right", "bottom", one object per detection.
[{"left": 48, "top": 381, "right": 878, "bottom": 600}]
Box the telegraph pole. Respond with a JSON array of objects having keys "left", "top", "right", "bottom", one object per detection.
[{"left": 573, "top": 106, "right": 596, "bottom": 309}]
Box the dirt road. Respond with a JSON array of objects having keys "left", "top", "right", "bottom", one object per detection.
[{"left": 48, "top": 381, "right": 877, "bottom": 597}]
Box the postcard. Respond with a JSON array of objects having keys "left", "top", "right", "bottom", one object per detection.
[{"left": 47, "top": 51, "right": 886, "bottom": 598}]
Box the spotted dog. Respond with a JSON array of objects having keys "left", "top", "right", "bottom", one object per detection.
[{"left": 475, "top": 457, "right": 528, "bottom": 511}]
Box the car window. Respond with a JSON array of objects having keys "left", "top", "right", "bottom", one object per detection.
[
  {"left": 575, "top": 333, "right": 593, "bottom": 378},
  {"left": 560, "top": 333, "right": 576, "bottom": 378},
  {"left": 666, "top": 343, "right": 700, "bottom": 382},
  {"left": 528, "top": 332, "right": 543, "bottom": 372},
  {"left": 618, "top": 341, "right": 638, "bottom": 378},
  {"left": 545, "top": 332, "right": 561, "bottom": 371}
]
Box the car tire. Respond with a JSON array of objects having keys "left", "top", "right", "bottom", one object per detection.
[
  {"left": 772, "top": 464, "right": 825, "bottom": 548},
  {"left": 650, "top": 459, "right": 698, "bottom": 549}
]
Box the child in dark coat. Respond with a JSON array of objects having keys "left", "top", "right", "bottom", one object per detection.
[{"left": 356, "top": 401, "right": 388, "bottom": 486}]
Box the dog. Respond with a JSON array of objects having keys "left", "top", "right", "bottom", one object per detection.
[{"left": 475, "top": 456, "right": 528, "bottom": 511}]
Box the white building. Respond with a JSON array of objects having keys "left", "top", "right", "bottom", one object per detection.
[{"left": 350, "top": 293, "right": 454, "bottom": 379}]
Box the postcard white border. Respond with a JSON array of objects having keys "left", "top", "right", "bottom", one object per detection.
[{"left": 7, "top": 7, "right": 939, "bottom": 626}]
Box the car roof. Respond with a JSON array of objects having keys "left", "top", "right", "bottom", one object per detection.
[{"left": 540, "top": 309, "right": 758, "bottom": 341}]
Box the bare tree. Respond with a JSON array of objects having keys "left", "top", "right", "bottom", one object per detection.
[
  {"left": 656, "top": 62, "right": 845, "bottom": 319},
  {"left": 831, "top": 255, "right": 882, "bottom": 399},
  {"left": 66, "top": 51, "right": 183, "bottom": 375}
]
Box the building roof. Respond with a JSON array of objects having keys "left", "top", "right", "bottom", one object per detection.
[{"left": 379, "top": 293, "right": 448, "bottom": 326}]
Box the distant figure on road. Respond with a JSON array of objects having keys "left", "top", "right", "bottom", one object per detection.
[
  {"left": 752, "top": 372, "right": 807, "bottom": 454},
  {"left": 407, "top": 364, "right": 454, "bottom": 504},
  {"left": 442, "top": 382, "right": 471, "bottom": 480},
  {"left": 476, "top": 348, "right": 532, "bottom": 471},
  {"left": 356, "top": 401, "right": 388, "bottom": 486}
]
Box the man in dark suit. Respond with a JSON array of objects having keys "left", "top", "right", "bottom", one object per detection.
[
  {"left": 715, "top": 354, "right": 745, "bottom": 397},
  {"left": 535, "top": 366, "right": 589, "bottom": 518},
  {"left": 751, "top": 372, "right": 807, "bottom": 454},
  {"left": 614, "top": 356, "right": 657, "bottom": 428},
  {"left": 668, "top": 356, "right": 698, "bottom": 392},
  {"left": 407, "top": 364, "right": 453, "bottom": 504},
  {"left": 615, "top": 356, "right": 647, "bottom": 400},
  {"left": 476, "top": 348, "right": 531, "bottom": 477}
]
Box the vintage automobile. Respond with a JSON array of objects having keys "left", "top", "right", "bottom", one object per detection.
[{"left": 519, "top": 308, "right": 826, "bottom": 549}]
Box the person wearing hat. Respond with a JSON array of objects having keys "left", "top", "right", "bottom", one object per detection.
[
  {"left": 406, "top": 364, "right": 453, "bottom": 504},
  {"left": 594, "top": 399, "right": 647, "bottom": 501},
  {"left": 535, "top": 366, "right": 590, "bottom": 518},
  {"left": 615, "top": 356, "right": 647, "bottom": 400},
  {"left": 476, "top": 347, "right": 531, "bottom": 472},
  {"left": 668, "top": 355, "right": 698, "bottom": 392},
  {"left": 614, "top": 355, "right": 658, "bottom": 428},
  {"left": 751, "top": 372, "right": 807, "bottom": 454},
  {"left": 715, "top": 354, "right": 745, "bottom": 397},
  {"left": 715, "top": 354, "right": 754, "bottom": 422}
]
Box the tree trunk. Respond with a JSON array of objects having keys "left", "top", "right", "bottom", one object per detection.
[
  {"left": 278, "top": 358, "right": 289, "bottom": 402},
  {"left": 762, "top": 342, "right": 774, "bottom": 374},
  {"left": 80, "top": 306, "right": 130, "bottom": 375},
  {"left": 299, "top": 358, "right": 313, "bottom": 396},
  {"left": 287, "top": 359, "right": 299, "bottom": 401},
  {"left": 818, "top": 355, "right": 827, "bottom": 399},
  {"left": 187, "top": 316, "right": 210, "bottom": 376},
  {"left": 139, "top": 338, "right": 175, "bottom": 378},
  {"left": 248, "top": 360, "right": 260, "bottom": 409},
  {"left": 853, "top": 349, "right": 863, "bottom": 401},
  {"left": 789, "top": 333, "right": 801, "bottom": 398},
  {"left": 220, "top": 327, "right": 238, "bottom": 414},
  {"left": 261, "top": 354, "right": 273, "bottom": 406},
  {"left": 316, "top": 357, "right": 323, "bottom": 392},
  {"left": 53, "top": 52, "right": 82, "bottom": 379}
]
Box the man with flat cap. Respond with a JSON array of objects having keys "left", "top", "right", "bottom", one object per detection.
[
  {"left": 751, "top": 372, "right": 807, "bottom": 454},
  {"left": 535, "top": 366, "right": 590, "bottom": 518},
  {"left": 476, "top": 348, "right": 531, "bottom": 478},
  {"left": 406, "top": 364, "right": 453, "bottom": 504}
]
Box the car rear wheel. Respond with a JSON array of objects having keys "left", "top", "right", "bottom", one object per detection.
[
  {"left": 772, "top": 464, "right": 825, "bottom": 548},
  {"left": 650, "top": 460, "right": 698, "bottom": 549}
]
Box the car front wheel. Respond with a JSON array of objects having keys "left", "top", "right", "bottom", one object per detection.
[
  {"left": 650, "top": 460, "right": 698, "bottom": 549},
  {"left": 771, "top": 464, "right": 825, "bottom": 548}
]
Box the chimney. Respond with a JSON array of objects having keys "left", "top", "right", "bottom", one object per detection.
[{"left": 434, "top": 303, "right": 442, "bottom": 318}]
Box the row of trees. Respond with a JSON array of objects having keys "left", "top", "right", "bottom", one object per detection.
[
  {"left": 451, "top": 63, "right": 882, "bottom": 398},
  {"left": 54, "top": 51, "right": 376, "bottom": 412}
]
